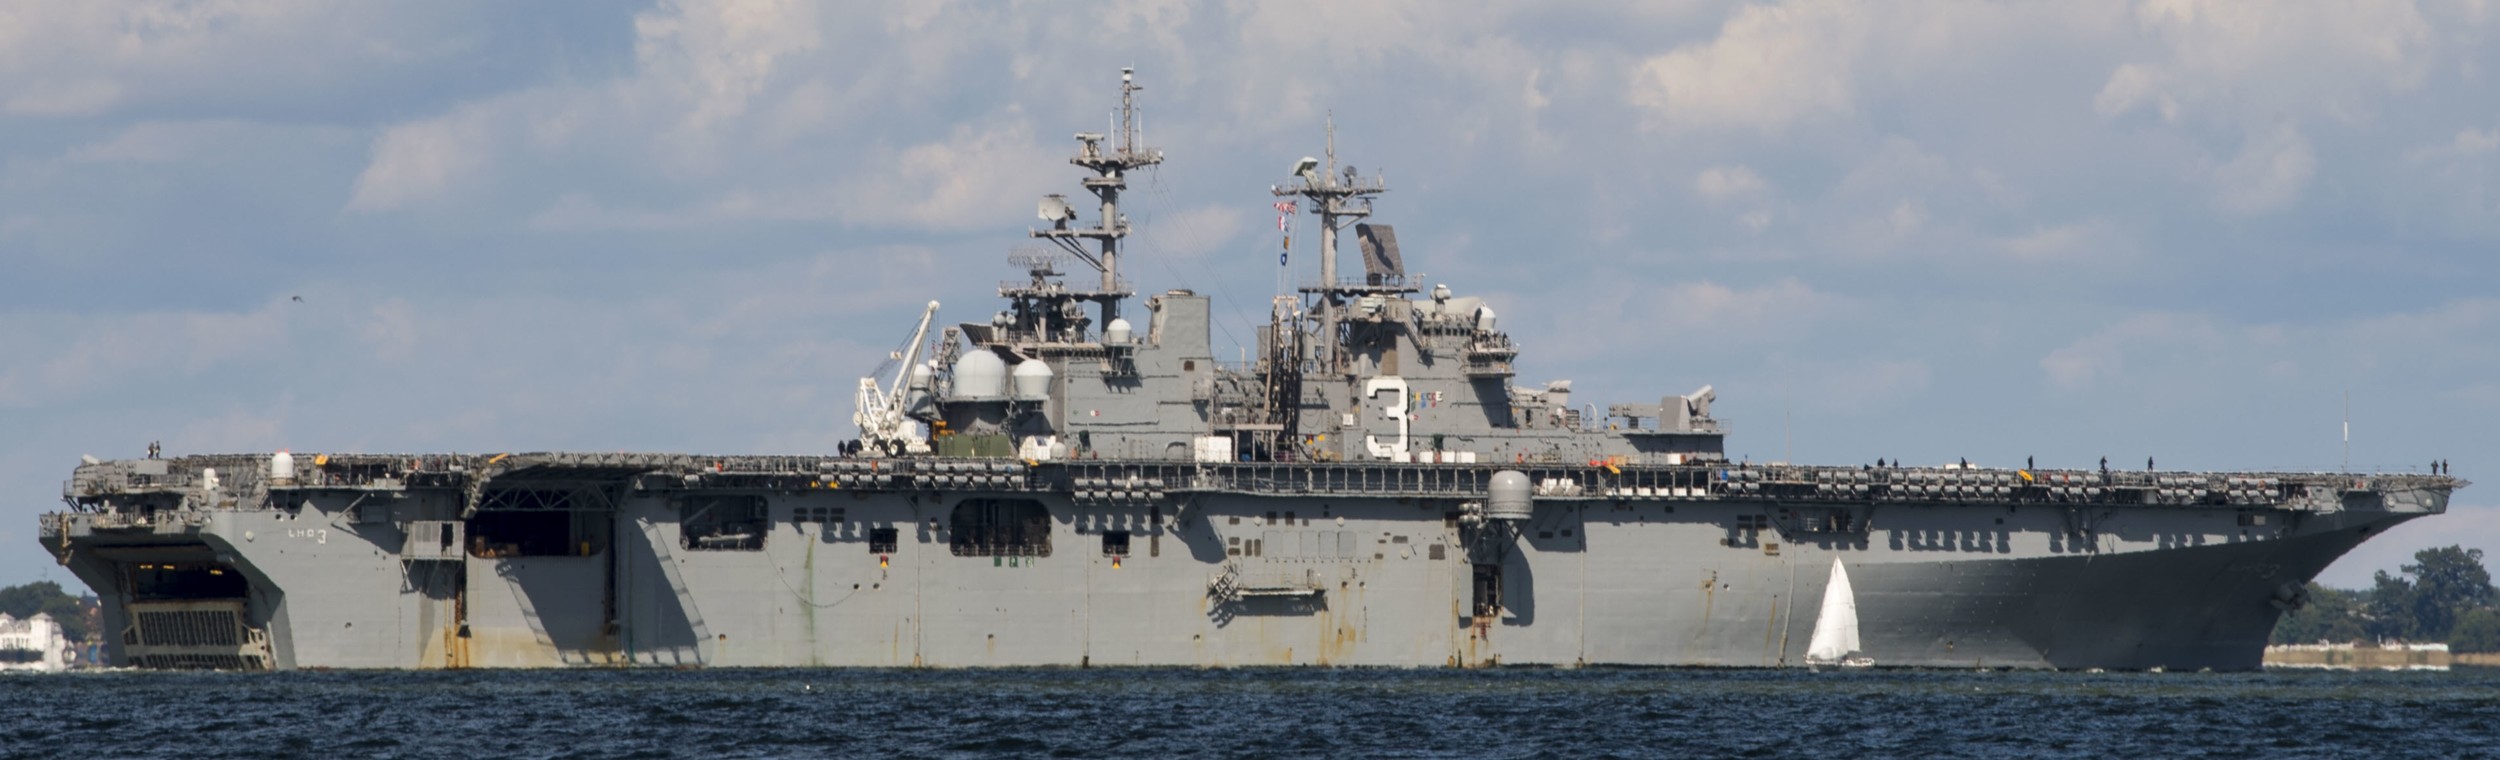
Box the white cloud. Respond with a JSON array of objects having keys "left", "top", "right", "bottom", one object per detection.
[
  {"left": 64, "top": 121, "right": 251, "bottom": 163},
  {"left": 1882, "top": 200, "right": 1928, "bottom": 237},
  {"left": 631, "top": 0, "right": 823, "bottom": 151},
  {"left": 346, "top": 104, "right": 498, "bottom": 212},
  {"left": 1995, "top": 220, "right": 2128, "bottom": 262},
  {"left": 5, "top": 79, "right": 122, "bottom": 117},
  {"left": 2335, "top": 298, "right": 2500, "bottom": 372},
  {"left": 1831, "top": 198, "right": 1933, "bottom": 255},
  {"left": 0, "top": 4, "right": 471, "bottom": 119},
  {"left": 831, "top": 116, "right": 1057, "bottom": 231},
  {"left": 9, "top": 1, "right": 2500, "bottom": 592},
  {"left": 1695, "top": 165, "right": 1770, "bottom": 203},
  {"left": 2099, "top": 0, "right": 2435, "bottom": 125},
  {"left": 343, "top": 0, "right": 1091, "bottom": 225},
  {"left": 2465, "top": 128, "right": 2500, "bottom": 156},
  {"left": 1501, "top": 276, "right": 1847, "bottom": 366},
  {"left": 1628, "top": 0, "right": 1866, "bottom": 133},
  {"left": 526, "top": 195, "right": 699, "bottom": 231},
  {"left": 2042, "top": 299, "right": 2500, "bottom": 393},
  {"left": 359, "top": 299, "right": 419, "bottom": 363},
  {"left": 521, "top": 112, "right": 1071, "bottom": 233},
  {"left": 0, "top": 300, "right": 294, "bottom": 409},
  {"left": 1134, "top": 204, "right": 1249, "bottom": 260},
  {"left": 1696, "top": 164, "right": 1777, "bottom": 231},
  {"left": 2210, "top": 123, "right": 2316, "bottom": 214},
  {"left": 1802, "top": 136, "right": 2065, "bottom": 260},
  {"left": 2093, "top": 63, "right": 2175, "bottom": 121},
  {"left": 2411, "top": 125, "right": 2500, "bottom": 163},
  {"left": 347, "top": 0, "right": 835, "bottom": 214},
  {"left": 1653, "top": 278, "right": 1838, "bottom": 335},
  {"left": 168, "top": 405, "right": 292, "bottom": 454},
  {"left": 1784, "top": 357, "right": 1933, "bottom": 413},
  {"left": 2041, "top": 312, "right": 2227, "bottom": 391}
]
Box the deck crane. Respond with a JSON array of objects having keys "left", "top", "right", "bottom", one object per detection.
[{"left": 853, "top": 300, "right": 940, "bottom": 456}]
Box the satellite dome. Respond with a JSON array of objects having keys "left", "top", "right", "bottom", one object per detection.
[
  {"left": 1488, "top": 470, "right": 1532, "bottom": 521},
  {"left": 954, "top": 351, "right": 1009, "bottom": 402},
  {"left": 1012, "top": 360, "right": 1053, "bottom": 401}
]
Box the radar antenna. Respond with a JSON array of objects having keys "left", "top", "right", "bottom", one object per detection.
[
  {"left": 1029, "top": 68, "right": 1162, "bottom": 327},
  {"left": 1272, "top": 112, "right": 1392, "bottom": 374}
]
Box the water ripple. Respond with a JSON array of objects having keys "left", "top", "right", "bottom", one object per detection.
[{"left": 5, "top": 668, "right": 2500, "bottom": 759}]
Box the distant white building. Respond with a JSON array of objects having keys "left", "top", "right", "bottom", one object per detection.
[{"left": 0, "top": 612, "right": 72, "bottom": 672}]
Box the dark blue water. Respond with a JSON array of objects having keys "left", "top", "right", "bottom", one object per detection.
[{"left": 6, "top": 667, "right": 2499, "bottom": 759}]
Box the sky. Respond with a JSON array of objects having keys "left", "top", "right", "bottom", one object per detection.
[{"left": 2, "top": 0, "right": 2496, "bottom": 591}]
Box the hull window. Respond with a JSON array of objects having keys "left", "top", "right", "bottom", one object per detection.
[
  {"left": 681, "top": 496, "right": 768, "bottom": 551},
  {"left": 129, "top": 563, "right": 249, "bottom": 601},
  {"left": 1472, "top": 563, "right": 1501, "bottom": 618},
  {"left": 468, "top": 510, "right": 610, "bottom": 557},
  {"left": 950, "top": 499, "right": 1053, "bottom": 557}
]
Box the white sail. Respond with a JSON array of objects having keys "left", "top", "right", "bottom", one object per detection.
[{"left": 1805, "top": 557, "right": 1861, "bottom": 664}]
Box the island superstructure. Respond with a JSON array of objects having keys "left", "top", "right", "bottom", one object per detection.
[{"left": 42, "top": 70, "right": 2462, "bottom": 671}]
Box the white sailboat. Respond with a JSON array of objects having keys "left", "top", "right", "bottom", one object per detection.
[{"left": 1805, "top": 557, "right": 1873, "bottom": 668}]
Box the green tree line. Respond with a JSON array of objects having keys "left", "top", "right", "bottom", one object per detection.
[
  {"left": 2273, "top": 545, "right": 2500, "bottom": 652},
  {"left": 0, "top": 581, "right": 94, "bottom": 644}
]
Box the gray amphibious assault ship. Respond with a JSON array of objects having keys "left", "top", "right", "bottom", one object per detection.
[{"left": 43, "top": 70, "right": 2464, "bottom": 671}]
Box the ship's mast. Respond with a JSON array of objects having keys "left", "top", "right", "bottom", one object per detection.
[
  {"left": 1273, "top": 115, "right": 1387, "bottom": 374},
  {"left": 1032, "top": 68, "right": 1161, "bottom": 328}
]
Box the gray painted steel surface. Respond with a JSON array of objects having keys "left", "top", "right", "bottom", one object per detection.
[{"left": 37, "top": 71, "right": 2464, "bottom": 671}]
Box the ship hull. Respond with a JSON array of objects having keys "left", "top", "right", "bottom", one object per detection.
[{"left": 43, "top": 460, "right": 2443, "bottom": 672}]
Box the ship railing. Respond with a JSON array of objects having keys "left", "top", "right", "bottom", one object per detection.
[
  {"left": 57, "top": 453, "right": 2459, "bottom": 519},
  {"left": 1042, "top": 459, "right": 2459, "bottom": 511},
  {"left": 1298, "top": 276, "right": 1419, "bottom": 293},
  {"left": 1275, "top": 175, "right": 1388, "bottom": 195},
  {"left": 997, "top": 278, "right": 1133, "bottom": 297}
]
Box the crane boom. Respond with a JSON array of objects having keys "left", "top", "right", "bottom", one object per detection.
[
  {"left": 853, "top": 301, "right": 940, "bottom": 456},
  {"left": 890, "top": 300, "right": 940, "bottom": 408}
]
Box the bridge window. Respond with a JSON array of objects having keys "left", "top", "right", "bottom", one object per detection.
[
  {"left": 681, "top": 496, "right": 768, "bottom": 551},
  {"left": 951, "top": 499, "right": 1052, "bottom": 557}
]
